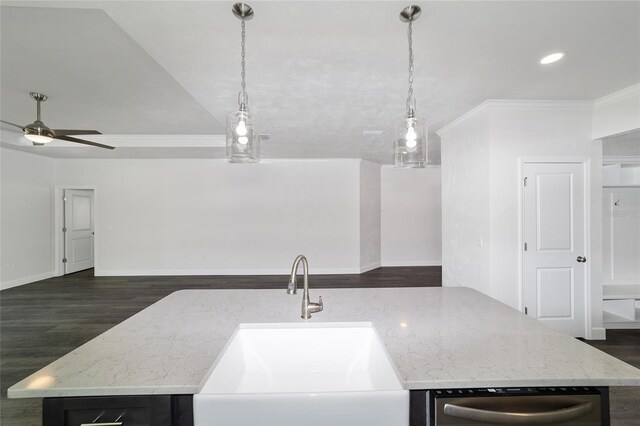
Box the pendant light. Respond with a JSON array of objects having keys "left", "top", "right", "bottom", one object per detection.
[
  {"left": 227, "top": 3, "right": 259, "bottom": 163},
  {"left": 395, "top": 5, "right": 427, "bottom": 168}
]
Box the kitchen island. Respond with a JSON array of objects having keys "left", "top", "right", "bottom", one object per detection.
[{"left": 9, "top": 287, "right": 640, "bottom": 424}]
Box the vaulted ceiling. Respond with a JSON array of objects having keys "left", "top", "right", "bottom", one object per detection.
[{"left": 1, "top": 1, "right": 639, "bottom": 162}]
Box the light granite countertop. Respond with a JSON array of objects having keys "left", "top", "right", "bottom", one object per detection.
[{"left": 8, "top": 287, "right": 640, "bottom": 398}]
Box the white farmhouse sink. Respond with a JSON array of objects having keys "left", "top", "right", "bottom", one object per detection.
[{"left": 193, "top": 322, "right": 408, "bottom": 426}]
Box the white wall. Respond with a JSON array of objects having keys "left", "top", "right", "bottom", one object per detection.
[
  {"left": 54, "top": 158, "right": 363, "bottom": 275},
  {"left": 381, "top": 165, "right": 442, "bottom": 267},
  {"left": 2, "top": 152, "right": 443, "bottom": 287},
  {"left": 359, "top": 160, "right": 381, "bottom": 271},
  {"left": 603, "top": 137, "right": 640, "bottom": 157},
  {"left": 1, "top": 149, "right": 56, "bottom": 289},
  {"left": 439, "top": 101, "right": 604, "bottom": 338},
  {"left": 488, "top": 106, "right": 593, "bottom": 307},
  {"left": 593, "top": 83, "right": 640, "bottom": 139},
  {"left": 439, "top": 109, "right": 491, "bottom": 293}
]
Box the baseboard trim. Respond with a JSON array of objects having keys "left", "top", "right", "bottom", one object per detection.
[
  {"left": 589, "top": 327, "right": 607, "bottom": 340},
  {"left": 360, "top": 262, "right": 382, "bottom": 273},
  {"left": 1, "top": 271, "right": 55, "bottom": 291},
  {"left": 95, "top": 267, "right": 371, "bottom": 276},
  {"left": 381, "top": 260, "right": 442, "bottom": 267}
]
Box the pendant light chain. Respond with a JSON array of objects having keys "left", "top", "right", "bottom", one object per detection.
[
  {"left": 239, "top": 20, "right": 248, "bottom": 109},
  {"left": 406, "top": 19, "right": 415, "bottom": 118}
]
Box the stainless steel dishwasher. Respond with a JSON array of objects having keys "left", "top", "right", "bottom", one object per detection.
[{"left": 413, "top": 387, "right": 609, "bottom": 425}]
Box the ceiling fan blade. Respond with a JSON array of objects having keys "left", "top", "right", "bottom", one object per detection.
[
  {"left": 1, "top": 119, "right": 25, "bottom": 130},
  {"left": 52, "top": 129, "right": 102, "bottom": 136},
  {"left": 54, "top": 135, "right": 115, "bottom": 150}
]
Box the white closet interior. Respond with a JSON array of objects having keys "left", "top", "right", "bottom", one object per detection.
[{"left": 602, "top": 156, "right": 640, "bottom": 328}]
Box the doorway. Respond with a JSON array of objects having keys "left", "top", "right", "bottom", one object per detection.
[
  {"left": 59, "top": 189, "right": 95, "bottom": 275},
  {"left": 521, "top": 161, "right": 589, "bottom": 337}
]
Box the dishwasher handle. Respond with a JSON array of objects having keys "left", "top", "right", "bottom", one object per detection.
[
  {"left": 443, "top": 400, "right": 593, "bottom": 424},
  {"left": 80, "top": 423, "right": 123, "bottom": 426}
]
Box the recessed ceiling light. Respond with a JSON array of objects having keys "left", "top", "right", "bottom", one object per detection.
[{"left": 540, "top": 52, "right": 566, "bottom": 65}]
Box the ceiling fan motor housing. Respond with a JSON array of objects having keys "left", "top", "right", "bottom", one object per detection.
[{"left": 24, "top": 120, "right": 54, "bottom": 138}]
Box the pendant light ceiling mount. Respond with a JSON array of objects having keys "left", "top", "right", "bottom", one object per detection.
[
  {"left": 232, "top": 3, "right": 254, "bottom": 21},
  {"left": 399, "top": 5, "right": 421, "bottom": 23}
]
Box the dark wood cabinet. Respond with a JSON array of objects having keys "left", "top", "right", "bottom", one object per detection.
[
  {"left": 42, "top": 388, "right": 610, "bottom": 426},
  {"left": 43, "top": 395, "right": 193, "bottom": 426}
]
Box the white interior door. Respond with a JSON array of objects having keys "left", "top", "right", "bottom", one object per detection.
[
  {"left": 523, "top": 162, "right": 587, "bottom": 337},
  {"left": 64, "top": 189, "right": 94, "bottom": 274}
]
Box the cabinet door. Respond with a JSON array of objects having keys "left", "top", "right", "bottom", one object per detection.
[
  {"left": 410, "top": 390, "right": 428, "bottom": 426},
  {"left": 65, "top": 407, "right": 151, "bottom": 425},
  {"left": 43, "top": 395, "right": 173, "bottom": 426}
]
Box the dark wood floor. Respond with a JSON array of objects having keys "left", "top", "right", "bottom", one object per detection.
[
  {"left": 583, "top": 330, "right": 640, "bottom": 425},
  {"left": 1, "top": 267, "right": 638, "bottom": 425}
]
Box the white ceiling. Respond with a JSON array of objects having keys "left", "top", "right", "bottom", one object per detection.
[{"left": 1, "top": 1, "right": 639, "bottom": 162}]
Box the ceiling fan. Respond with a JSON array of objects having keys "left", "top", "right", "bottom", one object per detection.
[{"left": 0, "top": 92, "right": 115, "bottom": 150}]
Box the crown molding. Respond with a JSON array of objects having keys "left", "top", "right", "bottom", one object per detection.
[
  {"left": 437, "top": 100, "right": 593, "bottom": 137},
  {"left": 594, "top": 83, "right": 640, "bottom": 109},
  {"left": 436, "top": 100, "right": 492, "bottom": 137},
  {"left": 0, "top": 144, "right": 54, "bottom": 159}
]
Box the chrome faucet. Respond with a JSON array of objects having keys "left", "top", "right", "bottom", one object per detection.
[{"left": 287, "top": 255, "right": 323, "bottom": 319}]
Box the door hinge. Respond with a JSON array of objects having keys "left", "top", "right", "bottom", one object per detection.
[
  {"left": 524, "top": 242, "right": 528, "bottom": 251},
  {"left": 525, "top": 307, "right": 528, "bottom": 315},
  {"left": 523, "top": 177, "right": 528, "bottom": 187},
  {"left": 62, "top": 258, "right": 67, "bottom": 263}
]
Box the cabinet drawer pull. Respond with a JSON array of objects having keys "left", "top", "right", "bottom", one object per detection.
[{"left": 80, "top": 423, "right": 123, "bottom": 426}]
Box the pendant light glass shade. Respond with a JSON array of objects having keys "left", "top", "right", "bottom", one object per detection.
[
  {"left": 395, "top": 115, "right": 427, "bottom": 168},
  {"left": 226, "top": 109, "right": 259, "bottom": 163}
]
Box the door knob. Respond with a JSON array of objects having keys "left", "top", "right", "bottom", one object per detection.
[{"left": 577, "top": 256, "right": 586, "bottom": 263}]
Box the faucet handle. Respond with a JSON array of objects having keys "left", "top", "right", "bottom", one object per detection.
[{"left": 308, "top": 296, "right": 323, "bottom": 314}]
